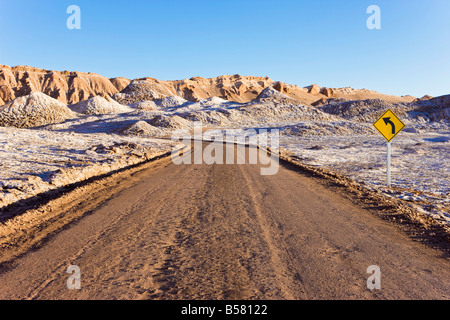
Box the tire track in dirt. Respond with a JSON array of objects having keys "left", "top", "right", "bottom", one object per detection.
[
  {"left": 238, "top": 164, "right": 307, "bottom": 299},
  {"left": 0, "top": 142, "right": 448, "bottom": 299},
  {"left": 29, "top": 160, "right": 191, "bottom": 299}
]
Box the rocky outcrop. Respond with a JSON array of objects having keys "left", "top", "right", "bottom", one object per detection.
[
  {"left": 254, "top": 86, "right": 298, "bottom": 104},
  {"left": 0, "top": 65, "right": 126, "bottom": 105},
  {"left": 0, "top": 65, "right": 418, "bottom": 107},
  {"left": 411, "top": 94, "right": 450, "bottom": 121},
  {"left": 118, "top": 120, "right": 162, "bottom": 136},
  {"left": 110, "top": 77, "right": 131, "bottom": 92},
  {"left": 0, "top": 92, "right": 76, "bottom": 128},
  {"left": 113, "top": 79, "right": 174, "bottom": 104},
  {"left": 306, "top": 84, "right": 321, "bottom": 95},
  {"left": 318, "top": 95, "right": 450, "bottom": 122},
  {"left": 129, "top": 100, "right": 159, "bottom": 111},
  {"left": 69, "top": 96, "right": 133, "bottom": 115}
]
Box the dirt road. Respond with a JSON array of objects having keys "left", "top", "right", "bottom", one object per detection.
[{"left": 0, "top": 142, "right": 448, "bottom": 299}]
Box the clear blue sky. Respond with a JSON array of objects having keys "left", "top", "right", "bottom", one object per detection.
[{"left": 0, "top": 0, "right": 449, "bottom": 97}]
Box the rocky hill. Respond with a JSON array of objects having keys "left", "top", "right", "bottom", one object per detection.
[
  {"left": 0, "top": 65, "right": 129, "bottom": 105},
  {"left": 0, "top": 65, "right": 417, "bottom": 106},
  {"left": 0, "top": 92, "right": 76, "bottom": 128}
]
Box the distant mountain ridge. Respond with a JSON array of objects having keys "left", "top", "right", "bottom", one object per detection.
[{"left": 0, "top": 64, "right": 418, "bottom": 106}]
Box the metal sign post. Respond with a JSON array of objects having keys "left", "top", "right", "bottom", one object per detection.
[{"left": 386, "top": 142, "right": 391, "bottom": 187}]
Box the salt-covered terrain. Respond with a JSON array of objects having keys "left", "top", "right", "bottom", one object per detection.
[
  {"left": 0, "top": 126, "right": 176, "bottom": 209},
  {"left": 279, "top": 132, "right": 450, "bottom": 225},
  {"left": 0, "top": 79, "right": 448, "bottom": 228},
  {"left": 69, "top": 95, "right": 133, "bottom": 115}
]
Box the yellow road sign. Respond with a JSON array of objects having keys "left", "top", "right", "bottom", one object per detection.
[{"left": 373, "top": 109, "right": 405, "bottom": 142}]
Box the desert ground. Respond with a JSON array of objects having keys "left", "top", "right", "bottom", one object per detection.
[{"left": 0, "top": 65, "right": 448, "bottom": 299}]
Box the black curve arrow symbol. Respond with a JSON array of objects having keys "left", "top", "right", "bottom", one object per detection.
[{"left": 383, "top": 117, "right": 396, "bottom": 134}]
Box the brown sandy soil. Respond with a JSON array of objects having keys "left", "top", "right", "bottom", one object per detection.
[{"left": 0, "top": 143, "right": 448, "bottom": 300}]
